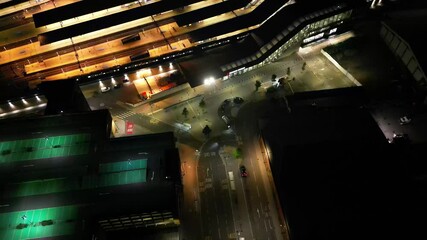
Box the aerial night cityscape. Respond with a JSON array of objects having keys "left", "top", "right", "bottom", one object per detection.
[{"left": 0, "top": 0, "right": 427, "bottom": 239}]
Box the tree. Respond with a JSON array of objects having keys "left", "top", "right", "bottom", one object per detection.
[
  {"left": 271, "top": 74, "right": 277, "bottom": 82},
  {"left": 278, "top": 78, "right": 285, "bottom": 87},
  {"left": 202, "top": 125, "right": 211, "bottom": 137},
  {"left": 287, "top": 67, "right": 291, "bottom": 75},
  {"left": 182, "top": 107, "right": 189, "bottom": 118},
  {"left": 233, "top": 147, "right": 243, "bottom": 159},
  {"left": 199, "top": 98, "right": 206, "bottom": 109},
  {"left": 302, "top": 62, "right": 307, "bottom": 71},
  {"left": 255, "top": 80, "right": 262, "bottom": 92}
]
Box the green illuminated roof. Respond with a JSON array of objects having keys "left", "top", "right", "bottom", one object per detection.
[
  {"left": 0, "top": 205, "right": 79, "bottom": 240},
  {"left": 0, "top": 133, "right": 91, "bottom": 164},
  {"left": 99, "top": 159, "right": 147, "bottom": 173},
  {"left": 9, "top": 160, "right": 148, "bottom": 198}
]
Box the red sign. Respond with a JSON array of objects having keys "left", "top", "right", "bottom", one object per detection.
[{"left": 126, "top": 121, "right": 134, "bottom": 134}]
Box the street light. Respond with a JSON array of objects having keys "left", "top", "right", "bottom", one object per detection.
[{"left": 204, "top": 76, "right": 215, "bottom": 85}]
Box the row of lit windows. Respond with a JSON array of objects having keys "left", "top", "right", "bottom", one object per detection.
[
  {"left": 98, "top": 211, "right": 176, "bottom": 231},
  {"left": 225, "top": 10, "right": 352, "bottom": 78}
]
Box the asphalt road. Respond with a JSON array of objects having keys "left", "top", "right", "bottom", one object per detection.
[{"left": 198, "top": 136, "right": 236, "bottom": 240}]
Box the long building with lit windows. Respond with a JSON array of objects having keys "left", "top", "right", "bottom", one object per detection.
[
  {"left": 0, "top": 109, "right": 182, "bottom": 239},
  {"left": 0, "top": 0, "right": 370, "bottom": 101}
]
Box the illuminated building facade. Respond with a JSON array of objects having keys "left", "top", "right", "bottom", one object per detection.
[
  {"left": 0, "top": 110, "right": 182, "bottom": 239},
  {"left": 0, "top": 0, "right": 368, "bottom": 97}
]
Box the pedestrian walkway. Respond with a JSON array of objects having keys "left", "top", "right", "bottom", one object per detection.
[{"left": 115, "top": 110, "right": 137, "bottom": 119}]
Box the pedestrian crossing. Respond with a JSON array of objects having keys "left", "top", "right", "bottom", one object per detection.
[{"left": 115, "top": 110, "right": 137, "bottom": 119}]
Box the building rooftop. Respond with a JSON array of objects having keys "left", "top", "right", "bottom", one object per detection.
[
  {"left": 0, "top": 110, "right": 181, "bottom": 239},
  {"left": 383, "top": 9, "right": 427, "bottom": 78}
]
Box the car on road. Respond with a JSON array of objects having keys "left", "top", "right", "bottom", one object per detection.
[
  {"left": 222, "top": 115, "right": 231, "bottom": 128},
  {"left": 240, "top": 165, "right": 248, "bottom": 177},
  {"left": 113, "top": 83, "right": 123, "bottom": 89},
  {"left": 100, "top": 86, "right": 111, "bottom": 93},
  {"left": 399, "top": 116, "right": 411, "bottom": 125}
]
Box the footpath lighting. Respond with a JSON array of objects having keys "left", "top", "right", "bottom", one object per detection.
[
  {"left": 169, "top": 62, "right": 174, "bottom": 70},
  {"left": 111, "top": 77, "right": 116, "bottom": 85},
  {"left": 99, "top": 80, "right": 104, "bottom": 87},
  {"left": 35, "top": 95, "right": 41, "bottom": 102},
  {"left": 159, "top": 65, "right": 163, "bottom": 72},
  {"left": 124, "top": 73, "right": 129, "bottom": 80},
  {"left": 21, "top": 98, "right": 28, "bottom": 105},
  {"left": 8, "top": 101, "right": 15, "bottom": 108}
]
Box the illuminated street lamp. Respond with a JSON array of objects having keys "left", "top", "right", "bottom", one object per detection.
[
  {"left": 8, "top": 101, "right": 15, "bottom": 108},
  {"left": 21, "top": 98, "right": 28, "bottom": 105},
  {"left": 204, "top": 76, "right": 215, "bottom": 85}
]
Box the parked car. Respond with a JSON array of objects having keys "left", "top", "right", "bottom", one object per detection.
[
  {"left": 222, "top": 115, "right": 231, "bottom": 128},
  {"left": 113, "top": 83, "right": 123, "bottom": 89},
  {"left": 100, "top": 87, "right": 111, "bottom": 93},
  {"left": 399, "top": 116, "right": 411, "bottom": 125}
]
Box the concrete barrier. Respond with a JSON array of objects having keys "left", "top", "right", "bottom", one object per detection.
[{"left": 321, "top": 49, "right": 362, "bottom": 87}]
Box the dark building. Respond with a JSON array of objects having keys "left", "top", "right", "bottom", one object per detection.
[
  {"left": 38, "top": 79, "right": 92, "bottom": 115},
  {"left": 0, "top": 110, "right": 181, "bottom": 239},
  {"left": 257, "top": 90, "right": 421, "bottom": 240},
  {"left": 380, "top": 9, "right": 427, "bottom": 89}
]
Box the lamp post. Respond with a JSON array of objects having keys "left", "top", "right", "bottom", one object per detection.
[{"left": 204, "top": 76, "right": 216, "bottom": 94}]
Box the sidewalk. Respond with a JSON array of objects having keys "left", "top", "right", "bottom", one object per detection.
[{"left": 252, "top": 129, "right": 289, "bottom": 240}]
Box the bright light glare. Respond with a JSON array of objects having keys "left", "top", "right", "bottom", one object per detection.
[
  {"left": 36, "top": 96, "right": 41, "bottom": 102},
  {"left": 99, "top": 80, "right": 104, "bottom": 87},
  {"left": 111, "top": 77, "right": 116, "bottom": 84},
  {"left": 169, "top": 62, "right": 174, "bottom": 69},
  {"left": 0, "top": 103, "right": 47, "bottom": 118},
  {"left": 124, "top": 74, "right": 129, "bottom": 80},
  {"left": 159, "top": 65, "right": 163, "bottom": 72},
  {"left": 204, "top": 77, "right": 215, "bottom": 85}
]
